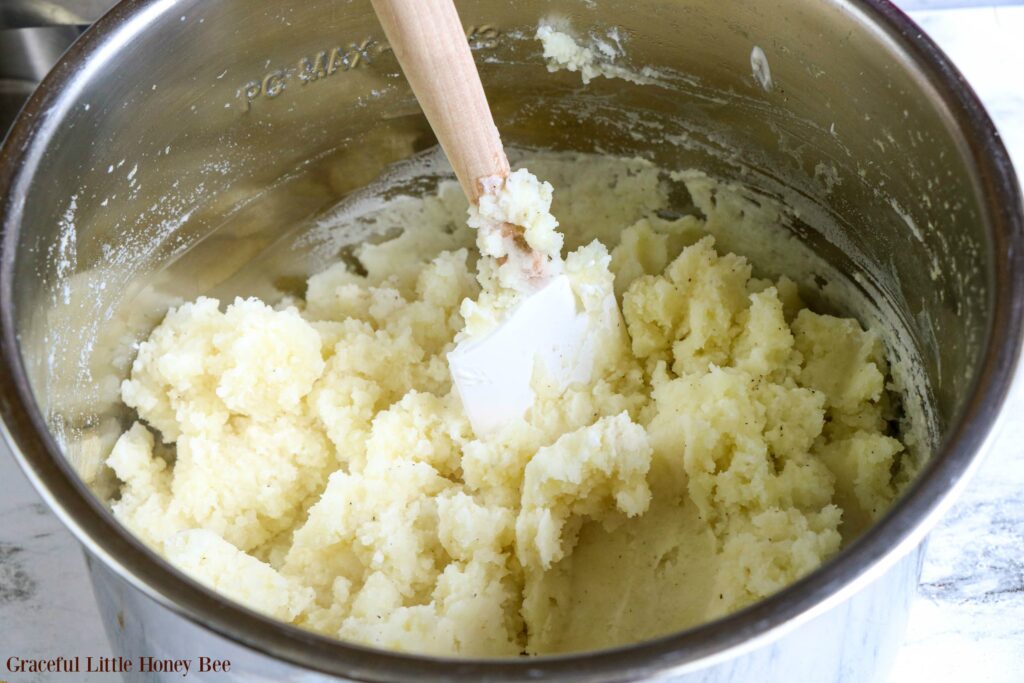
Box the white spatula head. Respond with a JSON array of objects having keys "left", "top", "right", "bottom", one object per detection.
[{"left": 448, "top": 275, "right": 588, "bottom": 437}]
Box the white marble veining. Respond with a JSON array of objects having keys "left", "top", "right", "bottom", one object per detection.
[
  {"left": 0, "top": 449, "right": 111, "bottom": 681},
  {"left": 0, "top": 3, "right": 1022, "bottom": 682},
  {"left": 888, "top": 10, "right": 1024, "bottom": 680}
]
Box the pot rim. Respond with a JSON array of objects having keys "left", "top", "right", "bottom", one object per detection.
[{"left": 1, "top": 0, "right": 1022, "bottom": 680}]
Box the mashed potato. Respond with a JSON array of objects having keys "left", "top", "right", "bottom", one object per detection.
[{"left": 106, "top": 153, "right": 907, "bottom": 656}]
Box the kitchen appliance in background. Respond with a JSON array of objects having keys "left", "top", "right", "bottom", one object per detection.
[{"left": 0, "top": 0, "right": 89, "bottom": 137}]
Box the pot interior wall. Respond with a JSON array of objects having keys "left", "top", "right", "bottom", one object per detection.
[{"left": 7, "top": 0, "right": 990, "bottom": 496}]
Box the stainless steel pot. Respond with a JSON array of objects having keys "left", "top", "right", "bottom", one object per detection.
[{"left": 1, "top": 0, "right": 1021, "bottom": 681}]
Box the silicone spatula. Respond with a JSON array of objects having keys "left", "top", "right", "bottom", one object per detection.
[{"left": 370, "top": 0, "right": 593, "bottom": 437}]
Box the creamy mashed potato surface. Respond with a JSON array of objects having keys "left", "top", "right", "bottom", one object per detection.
[{"left": 106, "top": 153, "right": 907, "bottom": 656}]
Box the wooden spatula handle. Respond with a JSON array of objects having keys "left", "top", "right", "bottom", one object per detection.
[{"left": 371, "top": 0, "right": 510, "bottom": 203}]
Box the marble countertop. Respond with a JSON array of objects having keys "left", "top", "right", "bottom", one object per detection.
[{"left": 1, "top": 3, "right": 1022, "bottom": 682}]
